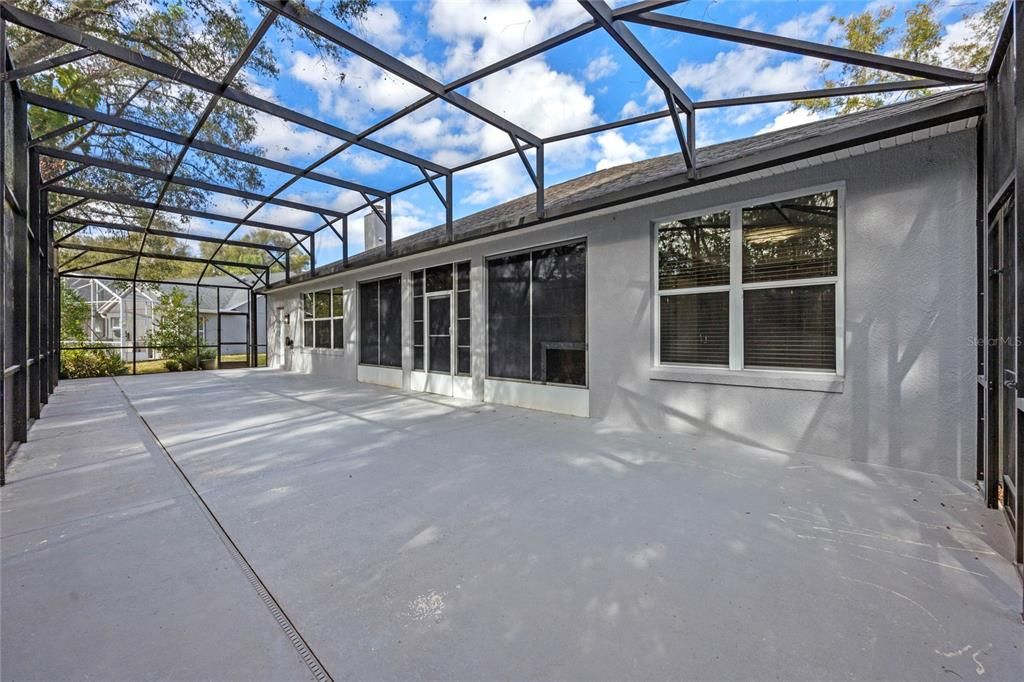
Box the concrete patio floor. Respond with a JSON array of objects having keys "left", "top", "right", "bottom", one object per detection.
[{"left": 2, "top": 369, "right": 1022, "bottom": 681}]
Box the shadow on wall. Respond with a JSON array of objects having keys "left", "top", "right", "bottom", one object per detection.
[{"left": 591, "top": 139, "right": 975, "bottom": 478}]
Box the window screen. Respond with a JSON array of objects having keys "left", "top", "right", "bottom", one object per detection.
[
  {"left": 412, "top": 270, "right": 424, "bottom": 370},
  {"left": 532, "top": 242, "right": 586, "bottom": 384},
  {"left": 487, "top": 242, "right": 586, "bottom": 386},
  {"left": 359, "top": 281, "right": 379, "bottom": 364},
  {"left": 302, "top": 287, "right": 343, "bottom": 349},
  {"left": 378, "top": 277, "right": 402, "bottom": 367},
  {"left": 456, "top": 261, "right": 471, "bottom": 376}
]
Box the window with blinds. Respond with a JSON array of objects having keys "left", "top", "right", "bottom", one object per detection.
[
  {"left": 656, "top": 211, "right": 731, "bottom": 366},
  {"left": 301, "top": 287, "right": 344, "bottom": 350},
  {"left": 656, "top": 189, "right": 841, "bottom": 373},
  {"left": 359, "top": 276, "right": 401, "bottom": 367}
]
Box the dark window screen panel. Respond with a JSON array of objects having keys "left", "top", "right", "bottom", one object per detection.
[
  {"left": 743, "top": 191, "right": 838, "bottom": 283},
  {"left": 303, "top": 320, "right": 314, "bottom": 348},
  {"left": 414, "top": 346, "right": 424, "bottom": 370},
  {"left": 332, "top": 319, "right": 344, "bottom": 349},
  {"left": 487, "top": 252, "right": 531, "bottom": 380},
  {"left": 457, "top": 348, "right": 470, "bottom": 375},
  {"left": 315, "top": 320, "right": 331, "bottom": 348},
  {"left": 413, "top": 270, "right": 424, "bottom": 296},
  {"left": 743, "top": 285, "right": 836, "bottom": 370},
  {"left": 456, "top": 261, "right": 470, "bottom": 290},
  {"left": 659, "top": 292, "right": 729, "bottom": 366},
  {"left": 531, "top": 242, "right": 587, "bottom": 384},
  {"left": 457, "top": 291, "right": 470, "bottom": 317},
  {"left": 378, "top": 276, "right": 402, "bottom": 367},
  {"left": 457, "top": 319, "right": 470, "bottom": 345},
  {"left": 426, "top": 264, "right": 453, "bottom": 292},
  {"left": 658, "top": 212, "right": 731, "bottom": 289},
  {"left": 359, "top": 281, "right": 379, "bottom": 364},
  {"left": 303, "top": 293, "right": 313, "bottom": 319}
]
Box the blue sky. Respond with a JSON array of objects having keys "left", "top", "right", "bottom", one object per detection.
[{"left": 184, "top": 0, "right": 989, "bottom": 266}]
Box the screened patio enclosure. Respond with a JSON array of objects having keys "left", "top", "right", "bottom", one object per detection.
[{"left": 1, "top": 0, "right": 1022, "bottom": 570}]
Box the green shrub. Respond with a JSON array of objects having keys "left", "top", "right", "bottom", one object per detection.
[
  {"left": 164, "top": 359, "right": 181, "bottom": 372},
  {"left": 60, "top": 348, "right": 128, "bottom": 379}
]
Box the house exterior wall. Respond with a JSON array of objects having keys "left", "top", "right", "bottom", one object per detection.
[{"left": 267, "top": 131, "right": 977, "bottom": 479}]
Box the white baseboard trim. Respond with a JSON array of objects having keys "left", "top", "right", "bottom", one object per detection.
[{"left": 484, "top": 379, "right": 589, "bottom": 417}]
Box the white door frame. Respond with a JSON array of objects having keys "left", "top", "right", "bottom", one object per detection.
[{"left": 424, "top": 291, "right": 454, "bottom": 396}]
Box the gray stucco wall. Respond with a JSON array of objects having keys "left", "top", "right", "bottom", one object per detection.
[{"left": 267, "top": 130, "right": 978, "bottom": 479}]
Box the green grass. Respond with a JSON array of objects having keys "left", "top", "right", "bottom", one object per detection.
[{"left": 124, "top": 353, "right": 267, "bottom": 374}]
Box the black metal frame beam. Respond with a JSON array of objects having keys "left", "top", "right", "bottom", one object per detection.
[
  {"left": 579, "top": 0, "right": 694, "bottom": 169},
  {"left": 1, "top": 47, "right": 93, "bottom": 81},
  {"left": 38, "top": 146, "right": 348, "bottom": 219},
  {"left": 47, "top": 185, "right": 314, "bottom": 236},
  {"left": 21, "top": 91, "right": 390, "bottom": 197},
  {"left": 627, "top": 10, "right": 982, "bottom": 84},
  {"left": 0, "top": 3, "right": 447, "bottom": 174},
  {"left": 256, "top": 0, "right": 543, "bottom": 147},
  {"left": 56, "top": 242, "right": 269, "bottom": 271},
  {"left": 52, "top": 216, "right": 287, "bottom": 252}
]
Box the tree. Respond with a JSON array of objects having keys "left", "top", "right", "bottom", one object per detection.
[
  {"left": 197, "top": 227, "right": 309, "bottom": 274},
  {"left": 60, "top": 280, "right": 90, "bottom": 343},
  {"left": 796, "top": 0, "right": 1008, "bottom": 115},
  {"left": 9, "top": 0, "right": 370, "bottom": 282},
  {"left": 147, "top": 287, "right": 198, "bottom": 370}
]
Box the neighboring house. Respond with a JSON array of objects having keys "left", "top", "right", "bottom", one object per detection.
[
  {"left": 66, "top": 277, "right": 156, "bottom": 361},
  {"left": 66, "top": 276, "right": 268, "bottom": 361}
]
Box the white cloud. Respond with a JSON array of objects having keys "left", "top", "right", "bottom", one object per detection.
[
  {"left": 594, "top": 131, "right": 647, "bottom": 171},
  {"left": 356, "top": 3, "right": 405, "bottom": 52},
  {"left": 756, "top": 108, "right": 823, "bottom": 134},
  {"left": 584, "top": 51, "right": 619, "bottom": 82},
  {"left": 774, "top": 5, "right": 833, "bottom": 41}
]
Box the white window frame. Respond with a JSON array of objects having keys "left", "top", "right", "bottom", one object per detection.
[
  {"left": 301, "top": 286, "right": 344, "bottom": 351},
  {"left": 652, "top": 182, "right": 845, "bottom": 378}
]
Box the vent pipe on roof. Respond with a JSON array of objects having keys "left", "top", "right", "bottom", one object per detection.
[{"left": 364, "top": 206, "right": 386, "bottom": 250}]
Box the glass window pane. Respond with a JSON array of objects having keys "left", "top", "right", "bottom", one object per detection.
[
  {"left": 531, "top": 242, "right": 586, "bottom": 384},
  {"left": 659, "top": 292, "right": 729, "bottom": 366},
  {"left": 332, "top": 318, "right": 344, "bottom": 349},
  {"left": 315, "top": 320, "right": 331, "bottom": 348},
  {"left": 743, "top": 284, "right": 836, "bottom": 370},
  {"left": 378, "top": 276, "right": 403, "bottom": 367},
  {"left": 658, "top": 211, "right": 730, "bottom": 289},
  {"left": 303, "top": 320, "right": 314, "bottom": 348},
  {"left": 426, "top": 264, "right": 453, "bottom": 292},
  {"left": 359, "top": 281, "right": 379, "bottom": 364},
  {"left": 332, "top": 287, "right": 344, "bottom": 318},
  {"left": 303, "top": 293, "right": 314, "bottom": 319},
  {"left": 487, "top": 252, "right": 531, "bottom": 380},
  {"left": 314, "top": 290, "right": 331, "bottom": 318},
  {"left": 743, "top": 191, "right": 838, "bottom": 283}
]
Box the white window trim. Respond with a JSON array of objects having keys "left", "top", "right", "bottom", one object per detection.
[
  {"left": 301, "top": 286, "right": 344, "bottom": 352},
  {"left": 651, "top": 182, "right": 845, "bottom": 387}
]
